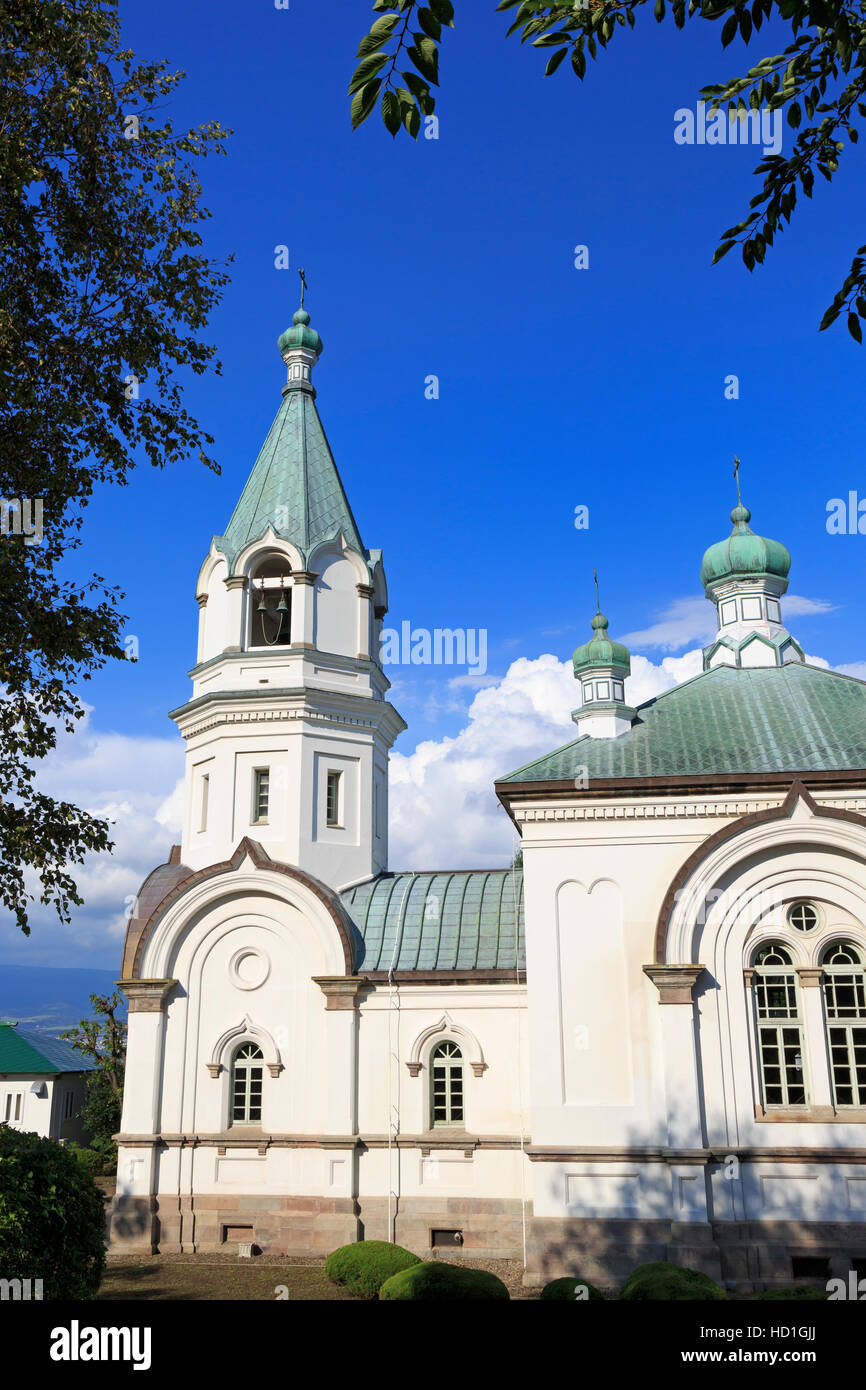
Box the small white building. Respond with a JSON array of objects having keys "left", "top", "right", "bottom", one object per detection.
[
  {"left": 0, "top": 1022, "right": 96, "bottom": 1143},
  {"left": 111, "top": 304, "right": 866, "bottom": 1289}
]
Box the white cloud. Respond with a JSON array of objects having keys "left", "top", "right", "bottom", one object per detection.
[
  {"left": 0, "top": 710, "right": 184, "bottom": 968},
  {"left": 389, "top": 648, "right": 703, "bottom": 871},
  {"left": 623, "top": 594, "right": 835, "bottom": 651},
  {"left": 836, "top": 662, "right": 866, "bottom": 681}
]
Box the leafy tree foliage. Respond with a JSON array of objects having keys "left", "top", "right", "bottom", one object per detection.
[
  {"left": 62, "top": 988, "right": 126, "bottom": 1167},
  {"left": 0, "top": 0, "right": 231, "bottom": 935},
  {"left": 349, "top": 0, "right": 866, "bottom": 338},
  {"left": 0, "top": 1126, "right": 106, "bottom": 1298}
]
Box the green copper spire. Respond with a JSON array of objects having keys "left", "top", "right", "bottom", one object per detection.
[
  {"left": 700, "top": 466, "right": 791, "bottom": 589},
  {"left": 572, "top": 574, "right": 631, "bottom": 675},
  {"left": 212, "top": 298, "right": 367, "bottom": 574}
]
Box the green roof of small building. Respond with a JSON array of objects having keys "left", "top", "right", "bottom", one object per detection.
[
  {"left": 700, "top": 504, "right": 791, "bottom": 588},
  {"left": 498, "top": 664, "right": 866, "bottom": 785},
  {"left": 341, "top": 869, "right": 525, "bottom": 972},
  {"left": 573, "top": 612, "right": 631, "bottom": 675},
  {"left": 0, "top": 1022, "right": 98, "bottom": 1075},
  {"left": 213, "top": 387, "right": 367, "bottom": 574}
]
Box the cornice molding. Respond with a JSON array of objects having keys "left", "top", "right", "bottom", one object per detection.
[{"left": 515, "top": 794, "right": 866, "bottom": 824}]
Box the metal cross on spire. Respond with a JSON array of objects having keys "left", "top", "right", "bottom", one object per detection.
[
  {"left": 594, "top": 568, "right": 601, "bottom": 614},
  {"left": 734, "top": 455, "right": 742, "bottom": 505},
  {"left": 299, "top": 266, "right": 308, "bottom": 308}
]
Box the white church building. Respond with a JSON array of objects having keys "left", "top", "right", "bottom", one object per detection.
[{"left": 111, "top": 303, "right": 866, "bottom": 1289}]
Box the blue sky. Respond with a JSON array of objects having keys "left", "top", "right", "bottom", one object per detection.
[{"left": 3, "top": 0, "right": 865, "bottom": 970}]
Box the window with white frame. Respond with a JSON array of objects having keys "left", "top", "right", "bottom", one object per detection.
[
  {"left": 752, "top": 942, "right": 807, "bottom": 1108},
  {"left": 326, "top": 770, "right": 342, "bottom": 827},
  {"left": 231, "top": 1043, "right": 264, "bottom": 1125},
  {"left": 430, "top": 1041, "right": 464, "bottom": 1127},
  {"left": 199, "top": 773, "right": 210, "bottom": 833},
  {"left": 821, "top": 941, "right": 866, "bottom": 1108},
  {"left": 252, "top": 769, "right": 270, "bottom": 824}
]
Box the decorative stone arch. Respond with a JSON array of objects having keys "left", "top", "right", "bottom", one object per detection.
[
  {"left": 125, "top": 838, "right": 359, "bottom": 981},
  {"left": 307, "top": 533, "right": 371, "bottom": 586},
  {"left": 406, "top": 1013, "right": 487, "bottom": 1078},
  {"left": 207, "top": 1015, "right": 283, "bottom": 1078},
  {"left": 655, "top": 782, "right": 866, "bottom": 964},
  {"left": 195, "top": 542, "right": 228, "bottom": 600},
  {"left": 236, "top": 530, "right": 305, "bottom": 582}
]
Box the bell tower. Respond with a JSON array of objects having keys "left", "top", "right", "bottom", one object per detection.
[{"left": 170, "top": 295, "right": 406, "bottom": 888}]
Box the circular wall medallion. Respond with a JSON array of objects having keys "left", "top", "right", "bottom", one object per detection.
[{"left": 229, "top": 947, "right": 270, "bottom": 991}]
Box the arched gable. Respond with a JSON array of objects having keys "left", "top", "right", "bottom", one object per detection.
[{"left": 655, "top": 781, "right": 866, "bottom": 964}]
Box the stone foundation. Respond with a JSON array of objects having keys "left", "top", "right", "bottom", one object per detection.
[{"left": 108, "top": 1194, "right": 866, "bottom": 1292}]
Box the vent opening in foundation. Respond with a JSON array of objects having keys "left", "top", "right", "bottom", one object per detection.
[
  {"left": 431, "top": 1228, "right": 463, "bottom": 1248},
  {"left": 222, "top": 1224, "right": 255, "bottom": 1244},
  {"left": 791, "top": 1255, "right": 830, "bottom": 1280}
]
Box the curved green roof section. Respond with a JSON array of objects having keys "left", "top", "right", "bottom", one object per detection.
[
  {"left": 213, "top": 388, "right": 367, "bottom": 574},
  {"left": 498, "top": 664, "right": 866, "bottom": 784},
  {"left": 278, "top": 307, "right": 323, "bottom": 356},
  {"left": 341, "top": 869, "right": 525, "bottom": 972},
  {"left": 700, "top": 505, "right": 791, "bottom": 588},
  {"left": 573, "top": 612, "right": 630, "bottom": 675}
]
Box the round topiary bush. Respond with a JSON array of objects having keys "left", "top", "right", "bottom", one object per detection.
[
  {"left": 0, "top": 1127, "right": 106, "bottom": 1299},
  {"left": 379, "top": 1260, "right": 510, "bottom": 1300},
  {"left": 619, "top": 1261, "right": 728, "bottom": 1302},
  {"left": 325, "top": 1240, "right": 420, "bottom": 1298},
  {"left": 540, "top": 1275, "right": 605, "bottom": 1301},
  {"left": 758, "top": 1285, "right": 828, "bottom": 1301}
]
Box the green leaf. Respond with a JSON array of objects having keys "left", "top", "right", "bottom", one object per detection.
[
  {"left": 742, "top": 240, "right": 756, "bottom": 271},
  {"left": 403, "top": 70, "right": 435, "bottom": 112},
  {"left": 408, "top": 35, "right": 439, "bottom": 84},
  {"left": 721, "top": 14, "right": 738, "bottom": 46},
  {"left": 357, "top": 13, "right": 399, "bottom": 57},
  {"left": 418, "top": 7, "right": 442, "bottom": 40},
  {"left": 848, "top": 312, "right": 863, "bottom": 343},
  {"left": 545, "top": 46, "right": 568, "bottom": 76},
  {"left": 348, "top": 53, "right": 388, "bottom": 97},
  {"left": 381, "top": 89, "right": 401, "bottom": 136},
  {"left": 350, "top": 78, "right": 383, "bottom": 129},
  {"left": 712, "top": 239, "right": 737, "bottom": 263},
  {"left": 430, "top": 0, "right": 456, "bottom": 23},
  {"left": 787, "top": 101, "right": 801, "bottom": 127},
  {"left": 653, "top": 0, "right": 665, "bottom": 19}
]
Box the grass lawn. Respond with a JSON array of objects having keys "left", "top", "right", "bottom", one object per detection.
[{"left": 99, "top": 1257, "right": 359, "bottom": 1301}]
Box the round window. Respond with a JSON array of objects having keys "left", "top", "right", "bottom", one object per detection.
[{"left": 787, "top": 901, "right": 820, "bottom": 933}]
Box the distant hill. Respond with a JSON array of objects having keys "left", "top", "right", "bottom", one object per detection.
[{"left": 0, "top": 964, "right": 124, "bottom": 1035}]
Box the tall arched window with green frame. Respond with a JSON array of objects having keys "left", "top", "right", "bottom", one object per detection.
[
  {"left": 430, "top": 1041, "right": 464, "bottom": 1127},
  {"left": 752, "top": 942, "right": 807, "bottom": 1108},
  {"left": 822, "top": 940, "right": 866, "bottom": 1108}
]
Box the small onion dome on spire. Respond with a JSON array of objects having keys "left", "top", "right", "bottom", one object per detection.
[
  {"left": 572, "top": 611, "right": 631, "bottom": 676},
  {"left": 278, "top": 307, "right": 323, "bottom": 358},
  {"left": 700, "top": 503, "right": 791, "bottom": 590}
]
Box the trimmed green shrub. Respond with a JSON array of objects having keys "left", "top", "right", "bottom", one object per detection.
[
  {"left": 66, "top": 1142, "right": 104, "bottom": 1177},
  {"left": 0, "top": 1127, "right": 106, "bottom": 1299},
  {"left": 619, "top": 1261, "right": 728, "bottom": 1302},
  {"left": 379, "top": 1260, "right": 510, "bottom": 1300},
  {"left": 325, "top": 1240, "right": 420, "bottom": 1298},
  {"left": 758, "top": 1285, "right": 828, "bottom": 1301},
  {"left": 540, "top": 1275, "right": 605, "bottom": 1301}
]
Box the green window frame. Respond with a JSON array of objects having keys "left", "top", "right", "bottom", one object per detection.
[
  {"left": 252, "top": 769, "right": 269, "bottom": 824},
  {"left": 822, "top": 941, "right": 866, "bottom": 1108},
  {"left": 753, "top": 942, "right": 807, "bottom": 1108},
  {"left": 231, "top": 1043, "right": 264, "bottom": 1125},
  {"left": 430, "top": 1041, "right": 464, "bottom": 1127}
]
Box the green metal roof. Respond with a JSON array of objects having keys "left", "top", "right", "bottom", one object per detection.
[
  {"left": 341, "top": 869, "right": 525, "bottom": 972},
  {"left": 701, "top": 504, "right": 791, "bottom": 588},
  {"left": 573, "top": 612, "right": 631, "bottom": 675},
  {"left": 213, "top": 387, "right": 367, "bottom": 574},
  {"left": 0, "top": 1022, "right": 97, "bottom": 1075},
  {"left": 498, "top": 663, "right": 866, "bottom": 785}
]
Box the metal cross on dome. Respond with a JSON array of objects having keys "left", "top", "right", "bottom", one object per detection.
[
  {"left": 734, "top": 455, "right": 742, "bottom": 505},
  {"left": 299, "top": 266, "right": 308, "bottom": 307}
]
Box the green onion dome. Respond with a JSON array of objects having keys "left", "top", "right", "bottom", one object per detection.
[
  {"left": 278, "top": 307, "right": 323, "bottom": 357},
  {"left": 572, "top": 612, "right": 631, "bottom": 676},
  {"left": 700, "top": 504, "right": 791, "bottom": 589}
]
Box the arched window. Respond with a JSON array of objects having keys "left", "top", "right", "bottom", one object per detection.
[
  {"left": 231, "top": 1043, "right": 264, "bottom": 1124},
  {"left": 821, "top": 941, "right": 866, "bottom": 1108},
  {"left": 249, "top": 556, "right": 291, "bottom": 648},
  {"left": 431, "top": 1041, "right": 464, "bottom": 1127},
  {"left": 752, "top": 942, "right": 807, "bottom": 1108}
]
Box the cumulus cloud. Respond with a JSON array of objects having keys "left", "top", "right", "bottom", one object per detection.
[
  {"left": 0, "top": 710, "right": 184, "bottom": 969},
  {"left": 388, "top": 648, "right": 703, "bottom": 871}
]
